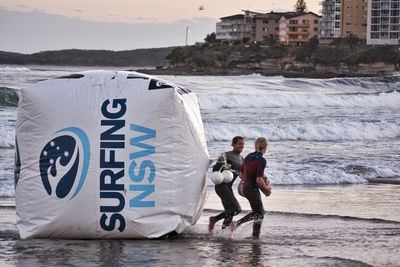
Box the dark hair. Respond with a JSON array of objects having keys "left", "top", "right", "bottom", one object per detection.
[{"left": 231, "top": 136, "right": 244, "bottom": 145}]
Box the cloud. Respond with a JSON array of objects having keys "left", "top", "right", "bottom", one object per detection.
[{"left": 0, "top": 9, "right": 216, "bottom": 53}]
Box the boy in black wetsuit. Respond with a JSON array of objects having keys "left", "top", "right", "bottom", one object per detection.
[{"left": 208, "top": 136, "right": 244, "bottom": 233}]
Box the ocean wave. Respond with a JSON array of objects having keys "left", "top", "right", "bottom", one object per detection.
[
  {"left": 0, "top": 129, "right": 14, "bottom": 148},
  {"left": 0, "top": 66, "right": 31, "bottom": 72},
  {"left": 205, "top": 120, "right": 400, "bottom": 142},
  {"left": 198, "top": 91, "right": 400, "bottom": 110},
  {"left": 0, "top": 184, "right": 14, "bottom": 197},
  {"left": 0, "top": 87, "right": 19, "bottom": 107}
]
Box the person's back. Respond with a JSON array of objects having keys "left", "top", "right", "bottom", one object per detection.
[{"left": 242, "top": 152, "right": 266, "bottom": 188}]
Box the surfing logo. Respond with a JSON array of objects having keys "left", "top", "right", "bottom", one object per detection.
[{"left": 39, "top": 127, "right": 90, "bottom": 199}]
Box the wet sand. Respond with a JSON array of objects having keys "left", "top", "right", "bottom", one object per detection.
[{"left": 1, "top": 184, "right": 400, "bottom": 267}]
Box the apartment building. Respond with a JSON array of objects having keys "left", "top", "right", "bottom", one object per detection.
[
  {"left": 253, "top": 12, "right": 289, "bottom": 42},
  {"left": 279, "top": 12, "right": 321, "bottom": 45},
  {"left": 341, "top": 0, "right": 368, "bottom": 39},
  {"left": 216, "top": 11, "right": 260, "bottom": 41},
  {"left": 367, "top": 0, "right": 400, "bottom": 45},
  {"left": 320, "top": 0, "right": 342, "bottom": 39}
]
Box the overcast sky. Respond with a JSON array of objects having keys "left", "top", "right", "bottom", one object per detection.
[{"left": 0, "top": 0, "right": 320, "bottom": 54}]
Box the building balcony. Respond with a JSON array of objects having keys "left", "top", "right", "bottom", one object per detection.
[
  {"left": 287, "top": 39, "right": 309, "bottom": 43},
  {"left": 287, "top": 24, "right": 310, "bottom": 28},
  {"left": 288, "top": 31, "right": 309, "bottom": 35}
]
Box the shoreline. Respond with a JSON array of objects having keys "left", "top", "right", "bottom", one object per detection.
[
  {"left": 138, "top": 67, "right": 393, "bottom": 79},
  {"left": 137, "top": 61, "right": 399, "bottom": 79},
  {"left": 3, "top": 184, "right": 400, "bottom": 222},
  {"left": 2, "top": 63, "right": 398, "bottom": 79}
]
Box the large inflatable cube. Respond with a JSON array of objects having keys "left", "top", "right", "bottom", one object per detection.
[{"left": 15, "top": 70, "right": 209, "bottom": 239}]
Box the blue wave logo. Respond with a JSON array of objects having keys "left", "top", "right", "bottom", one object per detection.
[{"left": 39, "top": 127, "right": 90, "bottom": 199}]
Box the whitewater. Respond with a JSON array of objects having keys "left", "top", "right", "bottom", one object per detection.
[{"left": 0, "top": 66, "right": 400, "bottom": 197}]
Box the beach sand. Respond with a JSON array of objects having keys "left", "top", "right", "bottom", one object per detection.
[{"left": 1, "top": 184, "right": 400, "bottom": 267}]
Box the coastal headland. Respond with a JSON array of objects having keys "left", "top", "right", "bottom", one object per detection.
[{"left": 1, "top": 40, "right": 399, "bottom": 78}]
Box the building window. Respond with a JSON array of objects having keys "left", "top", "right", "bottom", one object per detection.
[
  {"left": 314, "top": 20, "right": 319, "bottom": 24},
  {"left": 314, "top": 27, "right": 318, "bottom": 31},
  {"left": 263, "top": 19, "right": 269, "bottom": 23},
  {"left": 380, "top": 32, "right": 389, "bottom": 38},
  {"left": 390, "top": 17, "right": 400, "bottom": 24},
  {"left": 390, "top": 32, "right": 399, "bottom": 39},
  {"left": 372, "top": 2, "right": 380, "bottom": 9},
  {"left": 289, "top": 20, "right": 298, "bottom": 24},
  {"left": 372, "top": 10, "right": 380, "bottom": 16},
  {"left": 371, "top": 25, "right": 380, "bottom": 31},
  {"left": 302, "top": 19, "right": 309, "bottom": 24},
  {"left": 371, "top": 32, "right": 379, "bottom": 39},
  {"left": 390, "top": 25, "right": 399, "bottom": 31},
  {"left": 391, "top": 10, "right": 400, "bottom": 17},
  {"left": 391, "top": 2, "right": 400, "bottom": 9},
  {"left": 381, "top": 25, "right": 389, "bottom": 31},
  {"left": 372, "top": 18, "right": 380, "bottom": 24},
  {"left": 381, "top": 10, "right": 390, "bottom": 16},
  {"left": 335, "top": 21, "right": 340, "bottom": 28}
]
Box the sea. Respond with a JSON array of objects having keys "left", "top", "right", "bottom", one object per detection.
[{"left": 0, "top": 65, "right": 400, "bottom": 266}]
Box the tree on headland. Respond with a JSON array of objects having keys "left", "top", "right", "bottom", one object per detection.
[
  {"left": 294, "top": 0, "right": 308, "bottom": 13},
  {"left": 204, "top": 32, "right": 217, "bottom": 43},
  {"left": 264, "top": 34, "right": 278, "bottom": 47},
  {"left": 343, "top": 33, "right": 361, "bottom": 51}
]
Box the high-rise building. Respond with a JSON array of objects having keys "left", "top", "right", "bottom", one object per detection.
[
  {"left": 341, "top": 0, "right": 368, "bottom": 40},
  {"left": 367, "top": 0, "right": 400, "bottom": 45},
  {"left": 320, "top": 0, "right": 342, "bottom": 39}
]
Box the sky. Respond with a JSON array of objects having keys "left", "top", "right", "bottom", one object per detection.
[{"left": 0, "top": 0, "right": 320, "bottom": 54}]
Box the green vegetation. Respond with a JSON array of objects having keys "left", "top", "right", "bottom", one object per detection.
[
  {"left": 0, "top": 47, "right": 175, "bottom": 67},
  {"left": 294, "top": 0, "right": 308, "bottom": 13},
  {"left": 166, "top": 34, "right": 400, "bottom": 72}
]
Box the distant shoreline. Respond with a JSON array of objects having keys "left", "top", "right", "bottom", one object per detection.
[
  {"left": 138, "top": 66, "right": 398, "bottom": 79},
  {"left": 1, "top": 46, "right": 399, "bottom": 79}
]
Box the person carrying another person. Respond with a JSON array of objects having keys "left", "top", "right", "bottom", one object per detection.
[
  {"left": 208, "top": 136, "right": 245, "bottom": 233},
  {"left": 230, "top": 137, "right": 271, "bottom": 240}
]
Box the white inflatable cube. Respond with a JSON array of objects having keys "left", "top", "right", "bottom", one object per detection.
[{"left": 15, "top": 71, "right": 209, "bottom": 239}]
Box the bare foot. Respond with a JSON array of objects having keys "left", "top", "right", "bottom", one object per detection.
[
  {"left": 230, "top": 221, "right": 237, "bottom": 233},
  {"left": 208, "top": 217, "right": 217, "bottom": 233}
]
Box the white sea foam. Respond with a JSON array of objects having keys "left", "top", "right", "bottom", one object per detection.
[
  {"left": 198, "top": 91, "right": 400, "bottom": 110},
  {"left": 0, "top": 128, "right": 14, "bottom": 148},
  {"left": 269, "top": 168, "right": 366, "bottom": 185},
  {"left": 0, "top": 66, "right": 31, "bottom": 72},
  {"left": 0, "top": 182, "right": 14, "bottom": 197},
  {"left": 205, "top": 120, "right": 400, "bottom": 141}
]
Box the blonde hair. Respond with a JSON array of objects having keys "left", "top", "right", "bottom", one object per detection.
[{"left": 255, "top": 137, "right": 268, "bottom": 152}]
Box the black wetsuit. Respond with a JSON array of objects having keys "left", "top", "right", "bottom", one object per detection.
[
  {"left": 212, "top": 151, "right": 243, "bottom": 229},
  {"left": 236, "top": 151, "right": 266, "bottom": 239}
]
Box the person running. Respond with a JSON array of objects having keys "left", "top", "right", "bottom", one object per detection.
[
  {"left": 208, "top": 136, "right": 245, "bottom": 233},
  {"left": 230, "top": 137, "right": 271, "bottom": 239}
]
